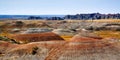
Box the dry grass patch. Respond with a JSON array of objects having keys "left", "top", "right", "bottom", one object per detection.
[
  {"left": 66, "top": 19, "right": 120, "bottom": 23},
  {"left": 94, "top": 31, "right": 120, "bottom": 39},
  {"left": 61, "top": 35, "right": 73, "bottom": 41}
]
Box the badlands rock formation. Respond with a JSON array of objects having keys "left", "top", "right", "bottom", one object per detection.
[{"left": 10, "top": 32, "right": 64, "bottom": 44}]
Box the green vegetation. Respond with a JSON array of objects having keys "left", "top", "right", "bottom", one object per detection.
[{"left": 0, "top": 36, "right": 10, "bottom": 41}]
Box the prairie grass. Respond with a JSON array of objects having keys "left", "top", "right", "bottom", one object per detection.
[
  {"left": 61, "top": 35, "right": 73, "bottom": 41},
  {"left": 94, "top": 31, "right": 120, "bottom": 39},
  {"left": 66, "top": 19, "right": 120, "bottom": 23}
]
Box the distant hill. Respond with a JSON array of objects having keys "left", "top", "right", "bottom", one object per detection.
[
  {"left": 0, "top": 13, "right": 120, "bottom": 20},
  {"left": 0, "top": 15, "right": 65, "bottom": 20},
  {"left": 65, "top": 13, "right": 120, "bottom": 20}
]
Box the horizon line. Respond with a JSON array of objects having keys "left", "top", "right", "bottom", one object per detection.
[{"left": 0, "top": 13, "right": 120, "bottom": 15}]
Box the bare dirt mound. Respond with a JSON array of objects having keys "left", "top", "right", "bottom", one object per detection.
[
  {"left": 1, "top": 32, "right": 120, "bottom": 60},
  {"left": 52, "top": 29, "right": 76, "bottom": 36},
  {"left": 0, "top": 38, "right": 120, "bottom": 60},
  {"left": 22, "top": 28, "right": 53, "bottom": 34},
  {"left": 44, "top": 33, "right": 120, "bottom": 60},
  {"left": 0, "top": 41, "right": 18, "bottom": 54},
  {"left": 70, "top": 35, "right": 103, "bottom": 43},
  {"left": 45, "top": 40, "right": 120, "bottom": 60},
  {"left": 10, "top": 32, "right": 64, "bottom": 44},
  {"left": 5, "top": 41, "right": 66, "bottom": 57},
  {"left": 70, "top": 32, "right": 103, "bottom": 42}
]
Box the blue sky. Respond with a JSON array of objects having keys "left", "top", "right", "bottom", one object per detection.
[{"left": 0, "top": 0, "right": 120, "bottom": 15}]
